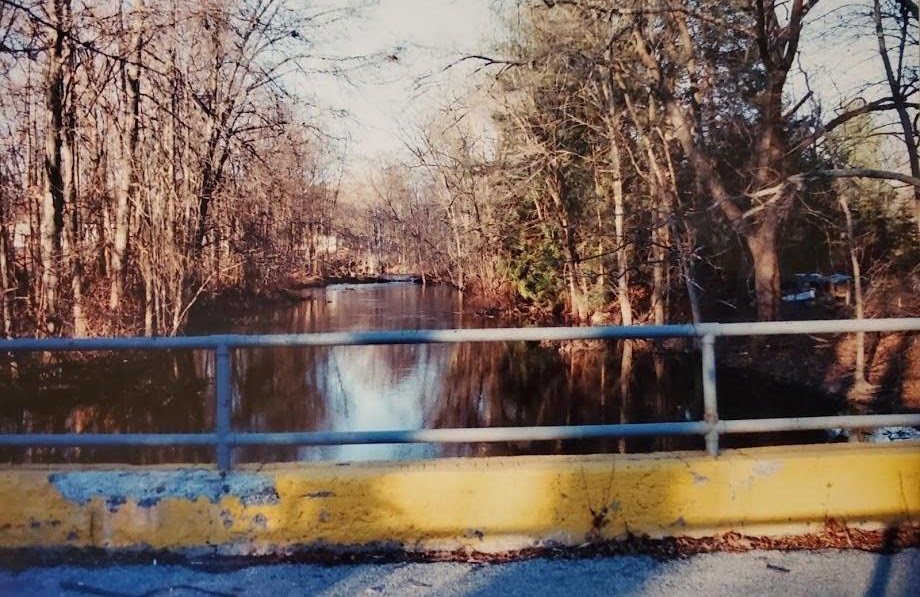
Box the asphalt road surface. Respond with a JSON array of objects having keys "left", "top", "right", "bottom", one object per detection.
[{"left": 0, "top": 549, "right": 917, "bottom": 596}]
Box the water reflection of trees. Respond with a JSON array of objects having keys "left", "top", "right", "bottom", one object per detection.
[
  {"left": 1, "top": 285, "right": 844, "bottom": 465},
  {"left": 430, "top": 341, "right": 709, "bottom": 458},
  {"left": 0, "top": 351, "right": 208, "bottom": 464},
  {"left": 230, "top": 346, "right": 330, "bottom": 463}
]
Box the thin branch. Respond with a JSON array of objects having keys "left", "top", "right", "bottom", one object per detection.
[{"left": 796, "top": 168, "right": 920, "bottom": 187}]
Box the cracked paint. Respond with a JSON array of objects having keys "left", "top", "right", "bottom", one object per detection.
[
  {"left": 252, "top": 514, "right": 268, "bottom": 529},
  {"left": 49, "top": 470, "right": 280, "bottom": 509},
  {"left": 305, "top": 490, "right": 335, "bottom": 499},
  {"left": 691, "top": 471, "right": 710, "bottom": 486}
]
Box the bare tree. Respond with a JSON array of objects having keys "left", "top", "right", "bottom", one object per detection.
[{"left": 873, "top": 0, "right": 920, "bottom": 236}]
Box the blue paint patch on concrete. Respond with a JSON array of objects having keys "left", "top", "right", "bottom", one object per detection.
[
  {"left": 106, "top": 495, "right": 127, "bottom": 513},
  {"left": 48, "top": 470, "right": 280, "bottom": 509}
]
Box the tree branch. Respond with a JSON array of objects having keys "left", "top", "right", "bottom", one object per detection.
[
  {"left": 795, "top": 97, "right": 906, "bottom": 150},
  {"left": 794, "top": 168, "right": 920, "bottom": 187}
]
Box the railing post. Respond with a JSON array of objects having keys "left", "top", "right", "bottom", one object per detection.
[
  {"left": 701, "top": 333, "right": 719, "bottom": 456},
  {"left": 214, "top": 344, "right": 232, "bottom": 471}
]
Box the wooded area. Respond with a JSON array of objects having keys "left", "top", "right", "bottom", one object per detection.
[
  {"left": 0, "top": 0, "right": 344, "bottom": 337},
  {"left": 0, "top": 0, "right": 917, "bottom": 341},
  {"left": 366, "top": 0, "right": 918, "bottom": 325}
]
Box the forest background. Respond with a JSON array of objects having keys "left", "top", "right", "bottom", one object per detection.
[{"left": 0, "top": 0, "right": 917, "bottom": 400}]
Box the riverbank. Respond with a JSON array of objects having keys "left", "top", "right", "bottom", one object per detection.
[
  {"left": 185, "top": 274, "right": 425, "bottom": 330},
  {"left": 720, "top": 331, "right": 920, "bottom": 411}
]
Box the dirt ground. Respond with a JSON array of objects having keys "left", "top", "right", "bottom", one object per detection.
[{"left": 720, "top": 331, "right": 919, "bottom": 410}]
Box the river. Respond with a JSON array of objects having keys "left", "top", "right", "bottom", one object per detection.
[{"left": 0, "top": 282, "right": 844, "bottom": 465}]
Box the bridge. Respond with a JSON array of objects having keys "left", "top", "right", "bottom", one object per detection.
[{"left": 0, "top": 318, "right": 918, "bottom": 555}]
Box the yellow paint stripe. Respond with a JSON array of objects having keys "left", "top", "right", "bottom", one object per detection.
[{"left": 0, "top": 443, "right": 917, "bottom": 553}]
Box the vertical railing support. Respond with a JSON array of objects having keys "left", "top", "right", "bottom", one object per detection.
[
  {"left": 701, "top": 333, "right": 719, "bottom": 456},
  {"left": 215, "top": 344, "right": 232, "bottom": 471}
]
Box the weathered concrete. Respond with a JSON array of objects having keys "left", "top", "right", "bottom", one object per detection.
[
  {"left": 48, "top": 470, "right": 280, "bottom": 508},
  {"left": 0, "top": 443, "right": 917, "bottom": 553}
]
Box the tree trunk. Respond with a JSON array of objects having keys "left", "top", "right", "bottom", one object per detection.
[
  {"left": 607, "top": 125, "right": 632, "bottom": 329},
  {"left": 839, "top": 193, "right": 871, "bottom": 401},
  {"left": 39, "top": 0, "right": 70, "bottom": 320},
  {"left": 873, "top": 0, "right": 920, "bottom": 238},
  {"left": 747, "top": 73, "right": 787, "bottom": 322},
  {"left": 0, "top": 216, "right": 15, "bottom": 377},
  {"left": 618, "top": 339, "right": 632, "bottom": 454},
  {"left": 658, "top": 121, "right": 702, "bottom": 324},
  {"left": 195, "top": 169, "right": 222, "bottom": 252},
  {"left": 446, "top": 203, "right": 466, "bottom": 292},
  {"left": 652, "top": 34, "right": 789, "bottom": 321},
  {"left": 171, "top": 273, "right": 183, "bottom": 334},
  {"left": 651, "top": 224, "right": 668, "bottom": 325},
  {"left": 62, "top": 89, "right": 85, "bottom": 336},
  {"left": 745, "top": 221, "right": 781, "bottom": 322},
  {"left": 548, "top": 168, "right": 588, "bottom": 321},
  {"left": 110, "top": 2, "right": 144, "bottom": 311},
  {"left": 67, "top": 219, "right": 85, "bottom": 336},
  {"left": 622, "top": 91, "right": 672, "bottom": 326},
  {"left": 666, "top": 189, "right": 702, "bottom": 324},
  {"left": 594, "top": 204, "right": 605, "bottom": 292},
  {"left": 0, "top": 200, "right": 12, "bottom": 338},
  {"left": 143, "top": 267, "right": 154, "bottom": 337},
  {"left": 599, "top": 77, "right": 634, "bottom": 328},
  {"left": 604, "top": 113, "right": 633, "bottom": 439},
  {"left": 673, "top": 224, "right": 703, "bottom": 324}
]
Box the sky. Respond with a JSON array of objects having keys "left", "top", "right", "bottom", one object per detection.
[
  {"left": 792, "top": 1, "right": 912, "bottom": 171},
  {"left": 793, "top": 2, "right": 890, "bottom": 112},
  {"left": 305, "top": 0, "right": 501, "bottom": 172},
  {"left": 300, "top": 0, "right": 901, "bottom": 177}
]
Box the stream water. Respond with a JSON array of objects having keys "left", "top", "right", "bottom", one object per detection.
[{"left": 0, "top": 282, "right": 844, "bottom": 464}]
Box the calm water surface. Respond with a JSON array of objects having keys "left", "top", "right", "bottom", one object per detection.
[{"left": 0, "top": 283, "right": 842, "bottom": 464}]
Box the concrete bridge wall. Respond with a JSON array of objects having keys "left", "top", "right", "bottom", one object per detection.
[{"left": 1, "top": 443, "right": 917, "bottom": 554}]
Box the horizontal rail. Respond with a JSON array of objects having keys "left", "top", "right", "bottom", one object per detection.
[
  {"left": 718, "top": 413, "right": 920, "bottom": 434},
  {"left": 0, "top": 318, "right": 917, "bottom": 352},
  {"left": 706, "top": 318, "right": 920, "bottom": 337},
  {"left": 0, "top": 424, "right": 707, "bottom": 447},
  {"left": 0, "top": 433, "right": 220, "bottom": 447},
  {"left": 1, "top": 415, "right": 918, "bottom": 448},
  {"left": 227, "top": 422, "right": 710, "bottom": 445},
  {"left": 2, "top": 318, "right": 918, "bottom": 469}
]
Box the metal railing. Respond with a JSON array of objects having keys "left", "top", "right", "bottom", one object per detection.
[{"left": 1, "top": 318, "right": 919, "bottom": 471}]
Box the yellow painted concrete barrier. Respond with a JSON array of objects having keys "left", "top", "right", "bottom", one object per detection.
[{"left": 0, "top": 443, "right": 917, "bottom": 553}]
